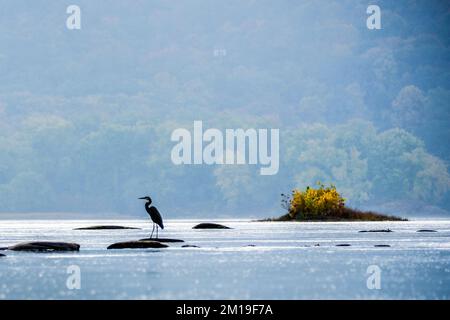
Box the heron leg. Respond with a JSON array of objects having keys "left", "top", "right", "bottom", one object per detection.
[
  {"left": 150, "top": 223, "right": 155, "bottom": 239},
  {"left": 156, "top": 226, "right": 159, "bottom": 239}
]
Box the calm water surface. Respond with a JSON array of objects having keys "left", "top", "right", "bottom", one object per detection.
[{"left": 1, "top": 219, "right": 450, "bottom": 299}]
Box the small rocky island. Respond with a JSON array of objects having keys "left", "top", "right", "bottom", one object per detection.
[{"left": 265, "top": 183, "right": 406, "bottom": 222}]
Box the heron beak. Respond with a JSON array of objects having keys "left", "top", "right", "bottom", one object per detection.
[{"left": 138, "top": 197, "right": 146, "bottom": 200}]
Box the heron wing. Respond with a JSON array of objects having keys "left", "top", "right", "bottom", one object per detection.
[{"left": 149, "top": 206, "right": 164, "bottom": 229}]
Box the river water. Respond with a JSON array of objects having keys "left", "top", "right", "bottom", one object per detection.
[{"left": 0, "top": 219, "right": 449, "bottom": 299}]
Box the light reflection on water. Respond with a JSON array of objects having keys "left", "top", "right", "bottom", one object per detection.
[{"left": 0, "top": 219, "right": 450, "bottom": 299}]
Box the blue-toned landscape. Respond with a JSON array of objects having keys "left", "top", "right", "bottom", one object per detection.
[{"left": 1, "top": 1, "right": 450, "bottom": 301}]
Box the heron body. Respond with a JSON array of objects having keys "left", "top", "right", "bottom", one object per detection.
[
  {"left": 145, "top": 202, "right": 164, "bottom": 229},
  {"left": 139, "top": 196, "right": 164, "bottom": 239}
]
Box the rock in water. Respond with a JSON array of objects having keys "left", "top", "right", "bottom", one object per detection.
[
  {"left": 359, "top": 229, "right": 392, "bottom": 233},
  {"left": 8, "top": 242, "right": 80, "bottom": 252},
  {"left": 74, "top": 225, "right": 140, "bottom": 230},
  {"left": 336, "top": 244, "right": 351, "bottom": 247},
  {"left": 139, "top": 238, "right": 184, "bottom": 243},
  {"left": 192, "top": 223, "right": 231, "bottom": 229},
  {"left": 417, "top": 229, "right": 437, "bottom": 232},
  {"left": 374, "top": 244, "right": 391, "bottom": 247},
  {"left": 0, "top": 253, "right": 6, "bottom": 257},
  {"left": 107, "top": 240, "right": 168, "bottom": 249},
  {"left": 182, "top": 245, "right": 200, "bottom": 248}
]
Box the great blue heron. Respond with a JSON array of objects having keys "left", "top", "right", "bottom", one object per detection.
[{"left": 138, "top": 196, "right": 164, "bottom": 238}]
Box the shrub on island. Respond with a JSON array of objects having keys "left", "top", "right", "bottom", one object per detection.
[{"left": 271, "top": 182, "right": 406, "bottom": 222}]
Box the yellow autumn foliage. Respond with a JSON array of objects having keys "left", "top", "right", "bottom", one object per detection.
[{"left": 288, "top": 182, "right": 345, "bottom": 219}]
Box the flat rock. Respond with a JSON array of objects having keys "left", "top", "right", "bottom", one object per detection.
[
  {"left": 74, "top": 225, "right": 140, "bottom": 230},
  {"left": 107, "top": 240, "right": 168, "bottom": 249},
  {"left": 374, "top": 244, "right": 391, "bottom": 247},
  {"left": 359, "top": 229, "right": 392, "bottom": 233},
  {"left": 192, "top": 223, "right": 231, "bottom": 229},
  {"left": 139, "top": 238, "right": 184, "bottom": 243},
  {"left": 8, "top": 241, "right": 80, "bottom": 252},
  {"left": 417, "top": 229, "right": 437, "bottom": 232},
  {"left": 182, "top": 245, "right": 200, "bottom": 248},
  {"left": 336, "top": 244, "right": 351, "bottom": 247}
]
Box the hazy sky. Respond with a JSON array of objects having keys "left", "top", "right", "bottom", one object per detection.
[{"left": 0, "top": 1, "right": 449, "bottom": 218}]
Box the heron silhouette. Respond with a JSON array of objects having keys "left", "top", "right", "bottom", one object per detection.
[{"left": 139, "top": 196, "right": 164, "bottom": 239}]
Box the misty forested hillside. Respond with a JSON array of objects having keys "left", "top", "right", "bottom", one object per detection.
[{"left": 0, "top": 1, "right": 449, "bottom": 217}]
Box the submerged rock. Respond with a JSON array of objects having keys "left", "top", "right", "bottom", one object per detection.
[
  {"left": 182, "top": 245, "right": 200, "bottom": 248},
  {"left": 139, "top": 238, "right": 184, "bottom": 243},
  {"left": 359, "top": 229, "right": 392, "bottom": 233},
  {"left": 0, "top": 253, "right": 5, "bottom": 257},
  {"left": 74, "top": 225, "right": 140, "bottom": 230},
  {"left": 336, "top": 244, "right": 351, "bottom": 247},
  {"left": 374, "top": 244, "right": 391, "bottom": 247},
  {"left": 417, "top": 229, "right": 437, "bottom": 233},
  {"left": 107, "top": 240, "right": 168, "bottom": 249},
  {"left": 8, "top": 241, "right": 80, "bottom": 252},
  {"left": 192, "top": 223, "right": 231, "bottom": 229}
]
